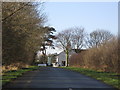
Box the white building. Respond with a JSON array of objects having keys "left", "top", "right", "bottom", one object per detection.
[{"left": 57, "top": 50, "right": 76, "bottom": 67}]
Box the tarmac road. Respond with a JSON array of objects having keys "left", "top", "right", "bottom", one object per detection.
[{"left": 3, "top": 67, "right": 118, "bottom": 90}]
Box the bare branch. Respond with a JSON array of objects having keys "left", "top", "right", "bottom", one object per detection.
[{"left": 2, "top": 2, "right": 30, "bottom": 21}]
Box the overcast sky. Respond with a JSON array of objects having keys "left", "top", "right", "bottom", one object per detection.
[{"left": 42, "top": 2, "right": 118, "bottom": 54}]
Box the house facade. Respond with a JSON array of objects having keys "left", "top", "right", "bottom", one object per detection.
[{"left": 57, "top": 50, "right": 76, "bottom": 67}]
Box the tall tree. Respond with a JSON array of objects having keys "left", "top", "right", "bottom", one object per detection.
[
  {"left": 71, "top": 27, "right": 86, "bottom": 52},
  {"left": 40, "top": 26, "right": 56, "bottom": 64},
  {"left": 85, "top": 29, "right": 114, "bottom": 48},
  {"left": 57, "top": 27, "right": 86, "bottom": 66},
  {"left": 2, "top": 2, "right": 47, "bottom": 66},
  {"left": 57, "top": 29, "right": 73, "bottom": 66}
]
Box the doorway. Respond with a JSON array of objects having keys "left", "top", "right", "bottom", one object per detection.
[{"left": 62, "top": 61, "right": 66, "bottom": 66}]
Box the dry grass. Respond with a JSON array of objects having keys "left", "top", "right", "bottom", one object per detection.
[{"left": 2, "top": 62, "right": 30, "bottom": 73}]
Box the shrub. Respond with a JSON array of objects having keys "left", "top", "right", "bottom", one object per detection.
[{"left": 69, "top": 37, "right": 119, "bottom": 73}]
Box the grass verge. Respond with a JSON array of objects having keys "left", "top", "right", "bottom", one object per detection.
[
  {"left": 1, "top": 66, "right": 39, "bottom": 86},
  {"left": 61, "top": 67, "right": 120, "bottom": 90}
]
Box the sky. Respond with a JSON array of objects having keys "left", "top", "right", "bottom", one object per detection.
[
  {"left": 41, "top": 2, "right": 118, "bottom": 54},
  {"left": 44, "top": 2, "right": 118, "bottom": 35}
]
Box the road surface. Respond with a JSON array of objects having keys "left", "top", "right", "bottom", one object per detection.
[{"left": 3, "top": 67, "right": 117, "bottom": 90}]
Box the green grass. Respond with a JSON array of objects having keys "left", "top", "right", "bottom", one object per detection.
[
  {"left": 2, "top": 65, "right": 39, "bottom": 86},
  {"left": 61, "top": 67, "right": 120, "bottom": 90}
]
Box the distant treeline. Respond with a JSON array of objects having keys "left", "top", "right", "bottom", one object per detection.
[{"left": 57, "top": 27, "right": 119, "bottom": 73}]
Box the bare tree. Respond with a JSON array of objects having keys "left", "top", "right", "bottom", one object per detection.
[
  {"left": 57, "top": 29, "right": 73, "bottom": 66},
  {"left": 85, "top": 29, "right": 114, "bottom": 48},
  {"left": 56, "top": 27, "right": 86, "bottom": 66},
  {"left": 71, "top": 27, "right": 86, "bottom": 51}
]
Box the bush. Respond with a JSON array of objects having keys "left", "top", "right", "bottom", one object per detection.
[{"left": 69, "top": 37, "right": 119, "bottom": 73}]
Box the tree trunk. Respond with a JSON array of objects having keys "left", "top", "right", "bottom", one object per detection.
[{"left": 65, "top": 49, "right": 69, "bottom": 67}]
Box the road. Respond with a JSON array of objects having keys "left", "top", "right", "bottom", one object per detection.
[{"left": 3, "top": 67, "right": 117, "bottom": 90}]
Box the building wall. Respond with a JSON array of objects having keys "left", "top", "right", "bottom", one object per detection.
[
  {"left": 58, "top": 50, "right": 76, "bottom": 66},
  {"left": 58, "top": 51, "right": 66, "bottom": 66}
]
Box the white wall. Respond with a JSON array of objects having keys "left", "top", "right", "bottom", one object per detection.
[{"left": 58, "top": 50, "right": 76, "bottom": 66}]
